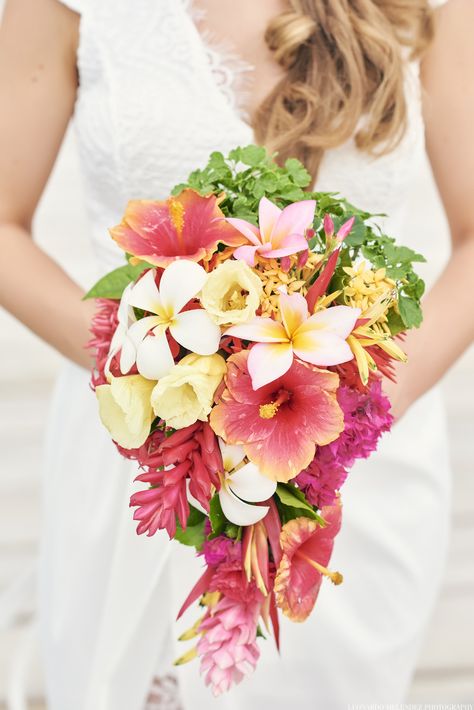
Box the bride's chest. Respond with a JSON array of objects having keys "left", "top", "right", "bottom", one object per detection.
[{"left": 73, "top": 0, "right": 426, "bottom": 224}]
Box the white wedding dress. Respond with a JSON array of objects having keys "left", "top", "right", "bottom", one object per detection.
[{"left": 39, "top": 1, "right": 451, "bottom": 709}]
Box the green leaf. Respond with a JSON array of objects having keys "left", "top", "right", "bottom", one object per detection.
[
  {"left": 398, "top": 296, "right": 423, "bottom": 329},
  {"left": 284, "top": 158, "right": 312, "bottom": 187},
  {"left": 83, "top": 261, "right": 151, "bottom": 300},
  {"left": 208, "top": 494, "right": 226, "bottom": 538},
  {"left": 240, "top": 145, "right": 267, "bottom": 167},
  {"left": 174, "top": 505, "right": 206, "bottom": 550},
  {"left": 275, "top": 484, "right": 318, "bottom": 520}
]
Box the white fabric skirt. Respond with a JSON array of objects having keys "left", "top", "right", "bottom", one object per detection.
[{"left": 39, "top": 359, "right": 452, "bottom": 710}]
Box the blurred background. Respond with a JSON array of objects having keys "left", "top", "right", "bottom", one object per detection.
[{"left": 0, "top": 4, "right": 473, "bottom": 709}]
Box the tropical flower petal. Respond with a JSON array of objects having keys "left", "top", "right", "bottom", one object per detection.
[
  {"left": 227, "top": 461, "right": 277, "bottom": 502},
  {"left": 119, "top": 333, "right": 137, "bottom": 374},
  {"left": 248, "top": 342, "right": 294, "bottom": 390},
  {"left": 302, "top": 305, "right": 360, "bottom": 339},
  {"left": 96, "top": 375, "right": 156, "bottom": 449},
  {"left": 127, "top": 269, "right": 162, "bottom": 313},
  {"left": 292, "top": 330, "right": 354, "bottom": 367},
  {"left": 159, "top": 259, "right": 208, "bottom": 316},
  {"left": 136, "top": 328, "right": 175, "bottom": 380},
  {"left": 225, "top": 218, "right": 261, "bottom": 246},
  {"left": 258, "top": 197, "right": 282, "bottom": 244},
  {"left": 126, "top": 315, "right": 162, "bottom": 347},
  {"left": 264, "top": 236, "right": 309, "bottom": 259},
  {"left": 232, "top": 244, "right": 261, "bottom": 266},
  {"left": 279, "top": 292, "right": 309, "bottom": 338},
  {"left": 270, "top": 200, "right": 316, "bottom": 248},
  {"left": 218, "top": 440, "right": 246, "bottom": 472},
  {"left": 225, "top": 317, "right": 287, "bottom": 343},
  {"left": 170, "top": 309, "right": 221, "bottom": 355},
  {"left": 219, "top": 486, "right": 269, "bottom": 526}
]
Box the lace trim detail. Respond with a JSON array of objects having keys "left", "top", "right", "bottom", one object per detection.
[
  {"left": 181, "top": 0, "right": 255, "bottom": 123},
  {"left": 144, "top": 674, "right": 183, "bottom": 710}
]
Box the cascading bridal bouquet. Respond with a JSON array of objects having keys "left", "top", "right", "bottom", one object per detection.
[{"left": 86, "top": 145, "right": 425, "bottom": 696}]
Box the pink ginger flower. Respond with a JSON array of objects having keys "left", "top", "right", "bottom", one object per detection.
[
  {"left": 197, "top": 595, "right": 262, "bottom": 696},
  {"left": 129, "top": 422, "right": 223, "bottom": 538},
  {"left": 87, "top": 299, "right": 119, "bottom": 388}
]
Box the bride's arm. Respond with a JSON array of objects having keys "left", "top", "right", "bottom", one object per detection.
[
  {"left": 385, "top": 0, "right": 474, "bottom": 418},
  {"left": 0, "top": 0, "right": 95, "bottom": 369}
]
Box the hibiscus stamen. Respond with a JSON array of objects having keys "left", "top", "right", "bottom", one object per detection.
[
  {"left": 295, "top": 550, "right": 343, "bottom": 585},
  {"left": 168, "top": 197, "right": 185, "bottom": 248},
  {"left": 259, "top": 389, "right": 291, "bottom": 419}
]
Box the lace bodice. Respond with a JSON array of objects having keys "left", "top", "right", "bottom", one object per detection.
[{"left": 62, "top": 0, "right": 447, "bottom": 275}]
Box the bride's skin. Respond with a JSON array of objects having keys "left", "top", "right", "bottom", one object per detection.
[{"left": 0, "top": 0, "right": 473, "bottom": 419}]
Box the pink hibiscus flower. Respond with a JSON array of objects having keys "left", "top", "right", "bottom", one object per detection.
[
  {"left": 109, "top": 188, "right": 245, "bottom": 267},
  {"left": 274, "top": 501, "right": 342, "bottom": 622},
  {"left": 210, "top": 350, "right": 344, "bottom": 482}
]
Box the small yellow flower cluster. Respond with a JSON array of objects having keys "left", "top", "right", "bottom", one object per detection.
[
  {"left": 255, "top": 253, "right": 321, "bottom": 317},
  {"left": 343, "top": 261, "right": 396, "bottom": 313}
]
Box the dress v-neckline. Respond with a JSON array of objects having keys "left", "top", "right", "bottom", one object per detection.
[{"left": 178, "top": 0, "right": 256, "bottom": 135}]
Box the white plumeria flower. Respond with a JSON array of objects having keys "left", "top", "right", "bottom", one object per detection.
[
  {"left": 121, "top": 260, "right": 221, "bottom": 381},
  {"left": 105, "top": 282, "right": 136, "bottom": 378},
  {"left": 218, "top": 440, "right": 277, "bottom": 526}
]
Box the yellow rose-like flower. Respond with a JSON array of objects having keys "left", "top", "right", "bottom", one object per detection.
[
  {"left": 151, "top": 353, "right": 227, "bottom": 429},
  {"left": 96, "top": 374, "right": 156, "bottom": 449},
  {"left": 200, "top": 259, "right": 263, "bottom": 325}
]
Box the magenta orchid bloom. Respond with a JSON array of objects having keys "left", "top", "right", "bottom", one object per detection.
[
  {"left": 226, "top": 292, "right": 360, "bottom": 390},
  {"left": 226, "top": 196, "right": 316, "bottom": 266}
]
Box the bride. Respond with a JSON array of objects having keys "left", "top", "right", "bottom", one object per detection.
[{"left": 0, "top": 0, "right": 473, "bottom": 708}]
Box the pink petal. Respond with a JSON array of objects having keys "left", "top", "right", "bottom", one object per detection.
[
  {"left": 248, "top": 342, "right": 294, "bottom": 389},
  {"left": 225, "top": 317, "right": 287, "bottom": 344},
  {"left": 336, "top": 216, "right": 355, "bottom": 242},
  {"left": 233, "top": 244, "right": 261, "bottom": 266},
  {"left": 270, "top": 200, "right": 316, "bottom": 248},
  {"left": 225, "top": 218, "right": 262, "bottom": 246},
  {"left": 264, "top": 233, "right": 309, "bottom": 259},
  {"left": 258, "top": 197, "right": 282, "bottom": 244}
]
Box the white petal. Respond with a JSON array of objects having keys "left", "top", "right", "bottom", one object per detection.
[
  {"left": 117, "top": 282, "right": 136, "bottom": 326},
  {"left": 228, "top": 462, "right": 277, "bottom": 503},
  {"left": 218, "top": 439, "right": 246, "bottom": 472},
  {"left": 126, "top": 315, "right": 161, "bottom": 348},
  {"left": 119, "top": 333, "right": 137, "bottom": 374},
  {"left": 170, "top": 309, "right": 221, "bottom": 355},
  {"left": 159, "top": 260, "right": 208, "bottom": 315},
  {"left": 305, "top": 305, "right": 360, "bottom": 339},
  {"left": 136, "top": 330, "right": 174, "bottom": 380},
  {"left": 128, "top": 269, "right": 162, "bottom": 313},
  {"left": 219, "top": 487, "right": 269, "bottom": 526},
  {"left": 186, "top": 480, "right": 208, "bottom": 515}
]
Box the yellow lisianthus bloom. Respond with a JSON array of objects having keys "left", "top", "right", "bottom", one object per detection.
[
  {"left": 96, "top": 374, "right": 156, "bottom": 449},
  {"left": 200, "top": 259, "right": 263, "bottom": 326},
  {"left": 151, "top": 353, "right": 226, "bottom": 429}
]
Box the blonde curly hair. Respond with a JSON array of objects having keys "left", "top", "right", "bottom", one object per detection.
[{"left": 254, "top": 0, "right": 435, "bottom": 183}]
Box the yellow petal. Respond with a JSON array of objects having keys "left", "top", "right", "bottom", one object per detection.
[{"left": 96, "top": 375, "right": 156, "bottom": 449}]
